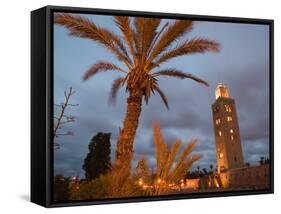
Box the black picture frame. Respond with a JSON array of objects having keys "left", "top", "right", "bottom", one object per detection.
[{"left": 31, "top": 5, "right": 274, "bottom": 208}]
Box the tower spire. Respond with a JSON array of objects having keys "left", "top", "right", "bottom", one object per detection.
[
  {"left": 215, "top": 83, "right": 229, "bottom": 100},
  {"left": 212, "top": 83, "right": 244, "bottom": 173}
]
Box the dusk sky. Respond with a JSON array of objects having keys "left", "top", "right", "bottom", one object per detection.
[{"left": 53, "top": 13, "right": 270, "bottom": 177}]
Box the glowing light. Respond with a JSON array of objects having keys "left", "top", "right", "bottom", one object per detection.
[
  {"left": 216, "top": 118, "right": 221, "bottom": 125},
  {"left": 227, "top": 116, "right": 232, "bottom": 122},
  {"left": 224, "top": 105, "right": 232, "bottom": 112},
  {"left": 215, "top": 83, "right": 229, "bottom": 99}
]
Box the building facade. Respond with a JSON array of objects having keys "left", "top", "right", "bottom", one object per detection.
[
  {"left": 212, "top": 83, "right": 244, "bottom": 173},
  {"left": 219, "top": 164, "right": 269, "bottom": 189},
  {"left": 211, "top": 83, "right": 269, "bottom": 189},
  {"left": 182, "top": 83, "right": 270, "bottom": 191}
]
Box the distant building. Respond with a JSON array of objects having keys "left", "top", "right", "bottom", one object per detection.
[
  {"left": 212, "top": 83, "right": 244, "bottom": 173},
  {"left": 211, "top": 83, "right": 269, "bottom": 189},
  {"left": 182, "top": 83, "right": 269, "bottom": 191},
  {"left": 219, "top": 164, "right": 269, "bottom": 189}
]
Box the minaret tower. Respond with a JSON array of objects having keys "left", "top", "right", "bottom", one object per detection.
[{"left": 212, "top": 83, "right": 244, "bottom": 173}]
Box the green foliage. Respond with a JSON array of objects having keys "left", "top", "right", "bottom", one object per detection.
[
  {"left": 70, "top": 171, "right": 145, "bottom": 200},
  {"left": 98, "top": 171, "right": 146, "bottom": 198},
  {"left": 70, "top": 179, "right": 107, "bottom": 200},
  {"left": 83, "top": 132, "right": 111, "bottom": 180},
  {"left": 53, "top": 174, "right": 70, "bottom": 202}
]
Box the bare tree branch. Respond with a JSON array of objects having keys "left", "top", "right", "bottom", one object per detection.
[{"left": 53, "top": 87, "right": 78, "bottom": 150}]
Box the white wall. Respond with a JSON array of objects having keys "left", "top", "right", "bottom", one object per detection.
[{"left": 0, "top": 0, "right": 279, "bottom": 213}]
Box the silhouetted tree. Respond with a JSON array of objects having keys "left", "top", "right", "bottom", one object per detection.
[
  {"left": 209, "top": 164, "right": 214, "bottom": 172},
  {"left": 202, "top": 168, "right": 208, "bottom": 175},
  {"left": 245, "top": 162, "right": 250, "bottom": 167},
  {"left": 54, "top": 174, "right": 70, "bottom": 202},
  {"left": 83, "top": 132, "right": 111, "bottom": 180},
  {"left": 259, "top": 156, "right": 265, "bottom": 165}
]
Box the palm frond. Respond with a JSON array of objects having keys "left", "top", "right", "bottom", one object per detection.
[
  {"left": 103, "top": 29, "right": 131, "bottom": 64},
  {"left": 83, "top": 61, "right": 126, "bottom": 81},
  {"left": 143, "top": 78, "right": 151, "bottom": 104},
  {"left": 146, "top": 20, "right": 193, "bottom": 67},
  {"left": 153, "top": 123, "right": 169, "bottom": 177},
  {"left": 54, "top": 13, "right": 132, "bottom": 68},
  {"left": 114, "top": 16, "right": 136, "bottom": 63},
  {"left": 139, "top": 18, "right": 161, "bottom": 64},
  {"left": 131, "top": 28, "right": 141, "bottom": 62},
  {"left": 153, "top": 69, "right": 209, "bottom": 86},
  {"left": 169, "top": 153, "right": 202, "bottom": 183},
  {"left": 190, "top": 153, "right": 202, "bottom": 163},
  {"left": 133, "top": 18, "right": 160, "bottom": 64},
  {"left": 132, "top": 18, "right": 145, "bottom": 63},
  {"left": 150, "top": 38, "right": 220, "bottom": 69},
  {"left": 161, "top": 139, "right": 181, "bottom": 179},
  {"left": 172, "top": 138, "right": 198, "bottom": 176},
  {"left": 153, "top": 85, "right": 169, "bottom": 109},
  {"left": 109, "top": 77, "right": 126, "bottom": 104},
  {"left": 147, "top": 22, "right": 169, "bottom": 58},
  {"left": 141, "top": 76, "right": 157, "bottom": 104},
  {"left": 150, "top": 124, "right": 201, "bottom": 195}
]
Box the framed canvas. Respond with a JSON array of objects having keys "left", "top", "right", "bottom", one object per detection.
[{"left": 31, "top": 5, "right": 274, "bottom": 207}]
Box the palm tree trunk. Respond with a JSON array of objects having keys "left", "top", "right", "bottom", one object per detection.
[{"left": 115, "top": 91, "right": 142, "bottom": 171}]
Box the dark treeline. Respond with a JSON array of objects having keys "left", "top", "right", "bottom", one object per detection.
[{"left": 54, "top": 132, "right": 112, "bottom": 202}]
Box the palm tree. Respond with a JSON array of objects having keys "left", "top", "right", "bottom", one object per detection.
[
  {"left": 135, "top": 123, "right": 201, "bottom": 195},
  {"left": 54, "top": 14, "right": 220, "bottom": 170}
]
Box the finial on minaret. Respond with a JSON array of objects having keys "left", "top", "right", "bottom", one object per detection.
[{"left": 215, "top": 83, "right": 229, "bottom": 100}]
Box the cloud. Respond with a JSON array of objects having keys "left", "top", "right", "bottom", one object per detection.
[{"left": 53, "top": 15, "right": 270, "bottom": 177}]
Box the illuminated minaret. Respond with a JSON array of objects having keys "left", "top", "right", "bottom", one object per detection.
[{"left": 212, "top": 83, "right": 244, "bottom": 173}]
